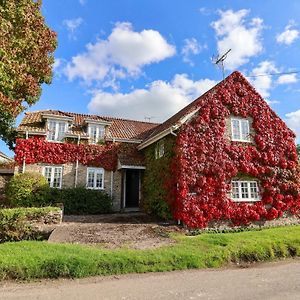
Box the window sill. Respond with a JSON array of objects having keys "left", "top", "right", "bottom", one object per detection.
[
  {"left": 231, "top": 139, "right": 251, "bottom": 143},
  {"left": 86, "top": 187, "right": 104, "bottom": 190},
  {"left": 231, "top": 198, "right": 261, "bottom": 202}
]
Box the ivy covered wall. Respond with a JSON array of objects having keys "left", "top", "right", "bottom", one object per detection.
[{"left": 142, "top": 135, "right": 176, "bottom": 219}]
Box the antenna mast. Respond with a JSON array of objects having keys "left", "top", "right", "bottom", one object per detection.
[{"left": 212, "top": 49, "right": 231, "bottom": 80}]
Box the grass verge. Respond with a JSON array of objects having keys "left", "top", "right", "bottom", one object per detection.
[{"left": 0, "top": 225, "right": 300, "bottom": 280}]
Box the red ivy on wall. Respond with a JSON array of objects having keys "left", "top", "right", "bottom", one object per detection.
[
  {"left": 171, "top": 71, "right": 300, "bottom": 228},
  {"left": 15, "top": 137, "right": 118, "bottom": 171}
]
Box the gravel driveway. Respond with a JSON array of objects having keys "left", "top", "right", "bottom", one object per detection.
[{"left": 48, "top": 213, "right": 182, "bottom": 249}]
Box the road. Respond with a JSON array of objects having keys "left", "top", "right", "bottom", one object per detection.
[{"left": 1, "top": 260, "right": 300, "bottom": 300}]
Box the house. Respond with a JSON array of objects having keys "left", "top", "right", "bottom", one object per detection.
[
  {"left": 0, "top": 151, "right": 12, "bottom": 164},
  {"left": 0, "top": 151, "right": 14, "bottom": 201},
  {"left": 15, "top": 71, "right": 300, "bottom": 227}
]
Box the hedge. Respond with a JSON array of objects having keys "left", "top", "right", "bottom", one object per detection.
[
  {"left": 50, "top": 187, "right": 112, "bottom": 215},
  {"left": 0, "top": 207, "right": 61, "bottom": 243}
]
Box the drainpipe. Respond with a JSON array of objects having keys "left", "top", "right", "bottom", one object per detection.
[
  {"left": 110, "top": 171, "right": 114, "bottom": 199},
  {"left": 74, "top": 135, "right": 80, "bottom": 187},
  {"left": 22, "top": 131, "right": 29, "bottom": 173},
  {"left": 170, "top": 126, "right": 177, "bottom": 136}
]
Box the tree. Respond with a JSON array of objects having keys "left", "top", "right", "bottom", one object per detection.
[{"left": 0, "top": 0, "right": 57, "bottom": 148}]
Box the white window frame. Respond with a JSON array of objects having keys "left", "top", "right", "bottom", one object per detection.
[
  {"left": 43, "top": 166, "right": 63, "bottom": 189},
  {"left": 88, "top": 125, "right": 105, "bottom": 144},
  {"left": 230, "top": 180, "right": 260, "bottom": 202},
  {"left": 231, "top": 118, "right": 251, "bottom": 142},
  {"left": 47, "top": 120, "right": 68, "bottom": 142},
  {"left": 86, "top": 167, "right": 104, "bottom": 190},
  {"left": 155, "top": 140, "right": 165, "bottom": 159}
]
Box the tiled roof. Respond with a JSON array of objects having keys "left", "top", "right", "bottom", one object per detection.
[
  {"left": 118, "top": 143, "right": 145, "bottom": 167},
  {"left": 17, "top": 110, "right": 158, "bottom": 141}
]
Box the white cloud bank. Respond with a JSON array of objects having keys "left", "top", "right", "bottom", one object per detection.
[
  {"left": 64, "top": 22, "right": 176, "bottom": 84},
  {"left": 276, "top": 24, "right": 299, "bottom": 45},
  {"left": 88, "top": 74, "right": 217, "bottom": 122},
  {"left": 211, "top": 9, "right": 263, "bottom": 70},
  {"left": 285, "top": 110, "right": 300, "bottom": 140},
  {"left": 249, "top": 61, "right": 298, "bottom": 100}
]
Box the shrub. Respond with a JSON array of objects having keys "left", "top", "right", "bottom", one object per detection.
[
  {"left": 6, "top": 172, "right": 51, "bottom": 207},
  {"left": 0, "top": 207, "right": 61, "bottom": 243},
  {"left": 50, "top": 187, "right": 112, "bottom": 215}
]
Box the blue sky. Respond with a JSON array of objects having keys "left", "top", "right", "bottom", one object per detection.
[{"left": 1, "top": 0, "right": 300, "bottom": 156}]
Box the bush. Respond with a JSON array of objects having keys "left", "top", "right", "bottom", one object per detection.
[
  {"left": 50, "top": 187, "right": 112, "bottom": 215},
  {"left": 6, "top": 172, "right": 51, "bottom": 207},
  {"left": 0, "top": 207, "right": 61, "bottom": 243}
]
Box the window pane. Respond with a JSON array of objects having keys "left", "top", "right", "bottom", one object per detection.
[
  {"left": 231, "top": 119, "right": 240, "bottom": 140},
  {"left": 241, "top": 120, "right": 250, "bottom": 141},
  {"left": 99, "top": 126, "right": 105, "bottom": 139},
  {"left": 47, "top": 121, "right": 56, "bottom": 141},
  {"left": 44, "top": 167, "right": 52, "bottom": 186},
  {"left": 241, "top": 182, "right": 249, "bottom": 198},
  {"left": 53, "top": 167, "right": 62, "bottom": 188},
  {"left": 95, "top": 172, "right": 103, "bottom": 188},
  {"left": 231, "top": 181, "right": 239, "bottom": 198},
  {"left": 87, "top": 170, "right": 95, "bottom": 188},
  {"left": 57, "top": 122, "right": 66, "bottom": 141},
  {"left": 250, "top": 182, "right": 259, "bottom": 199}
]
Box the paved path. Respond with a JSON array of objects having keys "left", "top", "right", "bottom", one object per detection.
[{"left": 1, "top": 260, "right": 300, "bottom": 300}]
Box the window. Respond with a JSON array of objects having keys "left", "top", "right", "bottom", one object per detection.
[
  {"left": 231, "top": 180, "right": 260, "bottom": 202},
  {"left": 44, "top": 166, "right": 63, "bottom": 188},
  {"left": 155, "top": 140, "right": 165, "bottom": 159},
  {"left": 87, "top": 168, "right": 104, "bottom": 189},
  {"left": 231, "top": 118, "right": 250, "bottom": 142},
  {"left": 47, "top": 120, "right": 67, "bottom": 142},
  {"left": 88, "top": 125, "right": 105, "bottom": 144}
]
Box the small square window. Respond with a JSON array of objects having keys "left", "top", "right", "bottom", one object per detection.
[
  {"left": 230, "top": 180, "right": 260, "bottom": 202},
  {"left": 44, "top": 166, "right": 63, "bottom": 188},
  {"left": 231, "top": 118, "right": 250, "bottom": 142},
  {"left": 86, "top": 168, "right": 104, "bottom": 189},
  {"left": 88, "top": 125, "right": 105, "bottom": 144}
]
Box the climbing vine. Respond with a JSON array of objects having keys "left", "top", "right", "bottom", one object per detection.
[
  {"left": 171, "top": 71, "right": 300, "bottom": 228},
  {"left": 15, "top": 136, "right": 118, "bottom": 171},
  {"left": 142, "top": 136, "right": 175, "bottom": 219}
]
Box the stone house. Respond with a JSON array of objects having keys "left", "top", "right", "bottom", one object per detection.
[
  {"left": 0, "top": 151, "right": 14, "bottom": 202},
  {"left": 15, "top": 71, "right": 300, "bottom": 227}
]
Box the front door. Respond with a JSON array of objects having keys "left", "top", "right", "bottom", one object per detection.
[{"left": 125, "top": 169, "right": 140, "bottom": 208}]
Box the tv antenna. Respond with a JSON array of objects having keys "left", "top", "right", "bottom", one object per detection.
[
  {"left": 212, "top": 49, "right": 231, "bottom": 80},
  {"left": 144, "top": 116, "right": 154, "bottom": 122}
]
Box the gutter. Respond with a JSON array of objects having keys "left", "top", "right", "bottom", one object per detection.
[{"left": 137, "top": 107, "right": 200, "bottom": 150}]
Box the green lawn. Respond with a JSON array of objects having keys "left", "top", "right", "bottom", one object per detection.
[{"left": 1, "top": 225, "right": 300, "bottom": 280}]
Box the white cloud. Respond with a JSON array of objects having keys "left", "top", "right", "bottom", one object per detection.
[
  {"left": 250, "top": 61, "right": 278, "bottom": 98},
  {"left": 63, "top": 17, "right": 83, "bottom": 34},
  {"left": 285, "top": 110, "right": 300, "bottom": 139},
  {"left": 64, "top": 22, "right": 176, "bottom": 83},
  {"left": 277, "top": 73, "right": 298, "bottom": 84},
  {"left": 276, "top": 24, "right": 299, "bottom": 45},
  {"left": 88, "top": 74, "right": 217, "bottom": 122},
  {"left": 53, "top": 58, "right": 61, "bottom": 71},
  {"left": 211, "top": 9, "right": 263, "bottom": 70},
  {"left": 181, "top": 38, "right": 202, "bottom": 66}
]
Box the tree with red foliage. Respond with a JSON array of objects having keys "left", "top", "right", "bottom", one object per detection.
[{"left": 0, "top": 0, "right": 57, "bottom": 148}]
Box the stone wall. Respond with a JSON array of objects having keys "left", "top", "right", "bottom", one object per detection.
[
  {"left": 0, "top": 171, "right": 13, "bottom": 203},
  {"left": 22, "top": 162, "right": 123, "bottom": 212}
]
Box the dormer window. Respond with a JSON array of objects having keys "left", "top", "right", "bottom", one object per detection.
[
  {"left": 231, "top": 118, "right": 250, "bottom": 142},
  {"left": 88, "top": 125, "right": 105, "bottom": 144},
  {"left": 47, "top": 120, "right": 68, "bottom": 142}
]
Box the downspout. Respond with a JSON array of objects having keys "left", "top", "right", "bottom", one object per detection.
[
  {"left": 74, "top": 135, "right": 80, "bottom": 187},
  {"left": 22, "top": 131, "right": 29, "bottom": 173},
  {"left": 170, "top": 126, "right": 178, "bottom": 136},
  {"left": 110, "top": 171, "right": 114, "bottom": 199}
]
